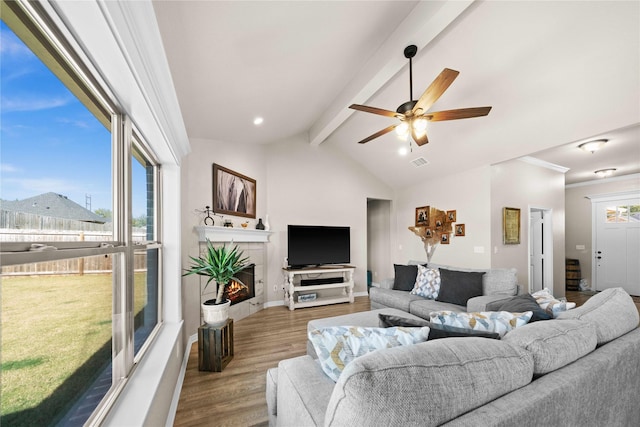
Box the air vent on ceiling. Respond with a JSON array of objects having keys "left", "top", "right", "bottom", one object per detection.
[{"left": 410, "top": 157, "right": 429, "bottom": 167}]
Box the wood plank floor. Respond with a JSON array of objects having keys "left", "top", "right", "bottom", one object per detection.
[{"left": 173, "top": 291, "right": 640, "bottom": 426}]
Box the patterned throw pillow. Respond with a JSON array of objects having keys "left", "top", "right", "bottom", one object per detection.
[
  {"left": 429, "top": 310, "right": 533, "bottom": 337},
  {"left": 531, "top": 288, "right": 576, "bottom": 318},
  {"left": 308, "top": 326, "right": 430, "bottom": 381},
  {"left": 411, "top": 265, "right": 441, "bottom": 299}
]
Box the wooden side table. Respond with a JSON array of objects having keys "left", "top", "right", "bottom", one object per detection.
[{"left": 198, "top": 319, "right": 234, "bottom": 372}]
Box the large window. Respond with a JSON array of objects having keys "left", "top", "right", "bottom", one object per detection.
[{"left": 1, "top": 1, "right": 162, "bottom": 425}]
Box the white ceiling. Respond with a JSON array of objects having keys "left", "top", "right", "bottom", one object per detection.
[{"left": 153, "top": 0, "right": 640, "bottom": 189}]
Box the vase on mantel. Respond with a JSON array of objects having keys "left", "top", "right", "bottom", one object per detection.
[
  {"left": 264, "top": 215, "right": 271, "bottom": 231},
  {"left": 256, "top": 218, "right": 265, "bottom": 230}
]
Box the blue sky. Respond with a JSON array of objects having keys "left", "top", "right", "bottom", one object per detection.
[{"left": 1, "top": 21, "right": 146, "bottom": 217}]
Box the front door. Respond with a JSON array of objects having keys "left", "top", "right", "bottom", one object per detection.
[{"left": 594, "top": 197, "right": 640, "bottom": 296}]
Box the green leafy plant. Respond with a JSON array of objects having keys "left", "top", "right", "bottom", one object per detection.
[{"left": 183, "top": 240, "right": 250, "bottom": 305}]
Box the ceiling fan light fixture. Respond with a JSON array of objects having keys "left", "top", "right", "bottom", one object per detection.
[
  {"left": 395, "top": 121, "right": 409, "bottom": 138},
  {"left": 412, "top": 117, "right": 428, "bottom": 137},
  {"left": 578, "top": 139, "right": 607, "bottom": 153},
  {"left": 594, "top": 168, "right": 616, "bottom": 178}
]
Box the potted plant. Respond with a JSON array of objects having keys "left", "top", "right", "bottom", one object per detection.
[{"left": 183, "top": 239, "right": 250, "bottom": 326}]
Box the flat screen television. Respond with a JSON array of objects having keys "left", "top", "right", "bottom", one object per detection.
[{"left": 287, "top": 225, "right": 350, "bottom": 268}]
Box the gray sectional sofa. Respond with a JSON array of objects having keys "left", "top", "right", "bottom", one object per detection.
[
  {"left": 266, "top": 287, "right": 640, "bottom": 426},
  {"left": 369, "top": 261, "right": 519, "bottom": 316}
]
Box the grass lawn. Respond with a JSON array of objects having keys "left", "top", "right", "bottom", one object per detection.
[{"left": 1, "top": 271, "right": 148, "bottom": 426}]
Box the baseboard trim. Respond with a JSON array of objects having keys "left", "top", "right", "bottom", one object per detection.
[
  {"left": 165, "top": 333, "right": 197, "bottom": 427},
  {"left": 264, "top": 300, "right": 285, "bottom": 309}
]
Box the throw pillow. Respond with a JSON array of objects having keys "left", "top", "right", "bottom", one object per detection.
[
  {"left": 486, "top": 293, "right": 552, "bottom": 322},
  {"left": 393, "top": 264, "right": 418, "bottom": 291},
  {"left": 429, "top": 310, "right": 533, "bottom": 337},
  {"left": 308, "top": 326, "right": 430, "bottom": 382},
  {"left": 435, "top": 268, "right": 485, "bottom": 306},
  {"left": 378, "top": 313, "right": 500, "bottom": 340},
  {"left": 410, "top": 265, "right": 441, "bottom": 298},
  {"left": 531, "top": 288, "right": 576, "bottom": 318}
]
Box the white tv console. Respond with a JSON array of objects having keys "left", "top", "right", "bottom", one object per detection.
[{"left": 283, "top": 265, "right": 355, "bottom": 310}]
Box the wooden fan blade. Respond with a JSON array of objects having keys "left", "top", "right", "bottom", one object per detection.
[
  {"left": 357, "top": 124, "right": 397, "bottom": 144},
  {"left": 412, "top": 68, "right": 459, "bottom": 115},
  {"left": 425, "top": 106, "right": 492, "bottom": 122},
  {"left": 349, "top": 104, "right": 402, "bottom": 118},
  {"left": 411, "top": 128, "right": 429, "bottom": 146}
]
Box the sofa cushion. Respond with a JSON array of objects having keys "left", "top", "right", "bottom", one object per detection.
[
  {"left": 308, "top": 326, "right": 430, "bottom": 382},
  {"left": 436, "top": 268, "right": 485, "bottom": 306},
  {"left": 482, "top": 268, "right": 519, "bottom": 295},
  {"left": 427, "top": 263, "right": 518, "bottom": 296},
  {"left": 502, "top": 319, "right": 597, "bottom": 375},
  {"left": 487, "top": 293, "right": 552, "bottom": 322},
  {"left": 556, "top": 287, "right": 640, "bottom": 345},
  {"left": 408, "top": 298, "right": 465, "bottom": 319},
  {"left": 410, "top": 265, "right": 441, "bottom": 298},
  {"left": 430, "top": 310, "right": 533, "bottom": 337},
  {"left": 393, "top": 264, "right": 418, "bottom": 291},
  {"left": 369, "top": 287, "right": 424, "bottom": 312},
  {"left": 324, "top": 338, "right": 534, "bottom": 427},
  {"left": 379, "top": 313, "right": 500, "bottom": 340}
]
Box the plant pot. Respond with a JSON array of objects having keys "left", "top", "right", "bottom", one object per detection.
[{"left": 202, "top": 299, "right": 231, "bottom": 326}]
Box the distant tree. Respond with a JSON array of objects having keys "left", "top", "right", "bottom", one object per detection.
[
  {"left": 95, "top": 208, "right": 112, "bottom": 221},
  {"left": 132, "top": 215, "right": 147, "bottom": 228}
]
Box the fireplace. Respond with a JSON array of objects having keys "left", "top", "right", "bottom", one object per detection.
[{"left": 225, "top": 264, "right": 255, "bottom": 306}]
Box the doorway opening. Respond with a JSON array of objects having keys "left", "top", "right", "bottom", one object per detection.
[
  {"left": 529, "top": 207, "right": 554, "bottom": 293},
  {"left": 367, "top": 198, "right": 392, "bottom": 290}
]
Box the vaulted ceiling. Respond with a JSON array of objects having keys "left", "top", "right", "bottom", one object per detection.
[{"left": 153, "top": 1, "right": 639, "bottom": 189}]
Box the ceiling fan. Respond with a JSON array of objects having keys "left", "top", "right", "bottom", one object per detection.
[{"left": 349, "top": 45, "right": 492, "bottom": 146}]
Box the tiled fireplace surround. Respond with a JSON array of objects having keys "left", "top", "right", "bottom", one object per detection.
[{"left": 195, "top": 226, "right": 271, "bottom": 323}]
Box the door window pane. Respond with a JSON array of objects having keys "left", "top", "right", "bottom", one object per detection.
[{"left": 1, "top": 255, "right": 114, "bottom": 426}]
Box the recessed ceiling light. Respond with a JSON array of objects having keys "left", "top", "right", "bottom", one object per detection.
[
  {"left": 253, "top": 117, "right": 264, "bottom": 126},
  {"left": 594, "top": 168, "right": 616, "bottom": 178},
  {"left": 578, "top": 139, "right": 607, "bottom": 154},
  {"left": 398, "top": 146, "right": 408, "bottom": 156}
]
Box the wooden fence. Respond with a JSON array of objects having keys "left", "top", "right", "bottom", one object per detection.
[{"left": 1, "top": 210, "right": 148, "bottom": 275}]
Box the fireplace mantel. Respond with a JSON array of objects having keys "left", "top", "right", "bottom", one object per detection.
[{"left": 194, "top": 226, "right": 272, "bottom": 243}]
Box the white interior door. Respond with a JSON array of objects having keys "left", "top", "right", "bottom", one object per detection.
[
  {"left": 594, "top": 197, "right": 640, "bottom": 296},
  {"left": 530, "top": 210, "right": 544, "bottom": 292}
]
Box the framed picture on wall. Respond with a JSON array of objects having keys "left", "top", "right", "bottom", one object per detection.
[
  {"left": 503, "top": 207, "right": 520, "bottom": 244},
  {"left": 455, "top": 224, "right": 465, "bottom": 236},
  {"left": 212, "top": 163, "right": 256, "bottom": 219},
  {"left": 446, "top": 210, "right": 457, "bottom": 222},
  {"left": 415, "top": 206, "right": 429, "bottom": 226}
]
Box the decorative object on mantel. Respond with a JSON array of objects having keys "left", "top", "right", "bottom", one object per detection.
[
  {"left": 503, "top": 207, "right": 521, "bottom": 245},
  {"left": 409, "top": 206, "right": 464, "bottom": 262},
  {"left": 203, "top": 205, "right": 215, "bottom": 225},
  {"left": 264, "top": 214, "right": 271, "bottom": 231},
  {"left": 183, "top": 239, "right": 250, "bottom": 326},
  {"left": 256, "top": 218, "right": 265, "bottom": 230},
  {"left": 241, "top": 222, "right": 248, "bottom": 228},
  {"left": 223, "top": 220, "right": 233, "bottom": 228},
  {"left": 212, "top": 163, "right": 257, "bottom": 219}
]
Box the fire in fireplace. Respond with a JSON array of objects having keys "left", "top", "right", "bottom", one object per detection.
[{"left": 225, "top": 264, "right": 255, "bottom": 305}]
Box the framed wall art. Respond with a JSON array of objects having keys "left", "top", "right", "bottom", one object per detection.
[
  {"left": 446, "top": 210, "right": 457, "bottom": 222},
  {"left": 415, "top": 206, "right": 429, "bottom": 226},
  {"left": 503, "top": 207, "right": 520, "bottom": 244},
  {"left": 212, "top": 163, "right": 256, "bottom": 219},
  {"left": 455, "top": 224, "right": 465, "bottom": 236}
]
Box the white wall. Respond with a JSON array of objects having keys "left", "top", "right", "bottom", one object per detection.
[
  {"left": 393, "top": 166, "right": 492, "bottom": 269},
  {"left": 490, "top": 159, "right": 566, "bottom": 295},
  {"left": 265, "top": 134, "right": 394, "bottom": 299},
  {"left": 565, "top": 175, "right": 640, "bottom": 290}
]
